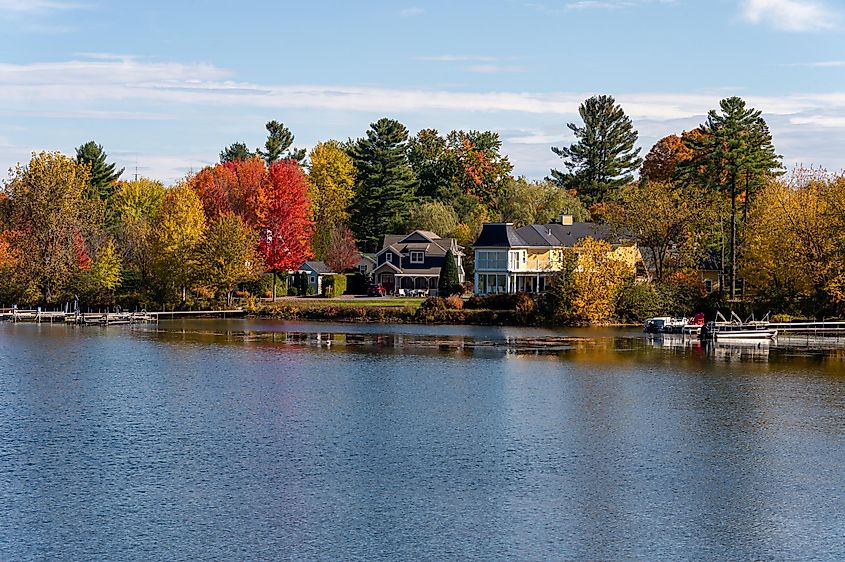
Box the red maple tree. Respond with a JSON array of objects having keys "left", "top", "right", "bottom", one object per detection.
[{"left": 259, "top": 160, "right": 314, "bottom": 279}]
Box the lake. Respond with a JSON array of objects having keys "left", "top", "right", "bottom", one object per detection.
[{"left": 1, "top": 319, "right": 844, "bottom": 560}]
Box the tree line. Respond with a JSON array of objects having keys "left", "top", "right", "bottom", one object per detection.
[{"left": 1, "top": 95, "right": 841, "bottom": 320}]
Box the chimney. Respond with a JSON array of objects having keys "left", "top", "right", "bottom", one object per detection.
[{"left": 560, "top": 213, "right": 574, "bottom": 226}]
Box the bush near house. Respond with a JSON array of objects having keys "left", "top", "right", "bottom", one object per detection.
[{"left": 323, "top": 274, "right": 348, "bottom": 297}]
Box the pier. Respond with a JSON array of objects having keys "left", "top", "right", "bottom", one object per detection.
[{"left": 0, "top": 308, "right": 245, "bottom": 325}]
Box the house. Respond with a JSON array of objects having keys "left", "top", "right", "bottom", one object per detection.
[
  {"left": 471, "top": 214, "right": 640, "bottom": 295},
  {"left": 354, "top": 252, "right": 377, "bottom": 279},
  {"left": 290, "top": 261, "right": 334, "bottom": 295},
  {"left": 371, "top": 230, "right": 465, "bottom": 295}
]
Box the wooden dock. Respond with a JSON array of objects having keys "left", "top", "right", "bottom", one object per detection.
[{"left": 0, "top": 308, "right": 245, "bottom": 325}]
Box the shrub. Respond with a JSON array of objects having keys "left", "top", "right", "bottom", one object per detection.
[
  {"left": 420, "top": 296, "right": 448, "bottom": 311},
  {"left": 287, "top": 286, "right": 299, "bottom": 296},
  {"left": 445, "top": 295, "right": 464, "bottom": 310},
  {"left": 614, "top": 282, "right": 665, "bottom": 323},
  {"left": 306, "top": 286, "right": 316, "bottom": 296},
  {"left": 466, "top": 292, "right": 534, "bottom": 311}
]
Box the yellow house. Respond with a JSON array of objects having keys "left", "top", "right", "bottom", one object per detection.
[{"left": 472, "top": 214, "right": 641, "bottom": 295}]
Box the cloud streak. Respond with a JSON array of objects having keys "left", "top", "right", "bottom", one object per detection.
[{"left": 742, "top": 0, "right": 839, "bottom": 32}]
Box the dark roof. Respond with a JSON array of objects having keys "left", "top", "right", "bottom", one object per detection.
[
  {"left": 379, "top": 230, "right": 461, "bottom": 257},
  {"left": 303, "top": 261, "right": 333, "bottom": 274},
  {"left": 473, "top": 221, "right": 619, "bottom": 248},
  {"left": 472, "top": 223, "right": 527, "bottom": 248},
  {"left": 545, "top": 222, "right": 616, "bottom": 246}
]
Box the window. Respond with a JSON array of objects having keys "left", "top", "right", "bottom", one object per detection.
[
  {"left": 410, "top": 251, "right": 424, "bottom": 264},
  {"left": 704, "top": 279, "right": 713, "bottom": 293},
  {"left": 477, "top": 273, "right": 508, "bottom": 294},
  {"left": 508, "top": 250, "right": 526, "bottom": 270},
  {"left": 357, "top": 264, "right": 368, "bottom": 273},
  {"left": 476, "top": 250, "right": 508, "bottom": 270},
  {"left": 310, "top": 276, "right": 316, "bottom": 284},
  {"left": 385, "top": 252, "right": 393, "bottom": 263}
]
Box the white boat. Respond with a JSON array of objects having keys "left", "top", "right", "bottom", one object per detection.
[
  {"left": 714, "top": 328, "right": 778, "bottom": 340},
  {"left": 702, "top": 311, "right": 778, "bottom": 341}
]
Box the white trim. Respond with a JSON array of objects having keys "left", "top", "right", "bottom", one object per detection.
[{"left": 410, "top": 250, "right": 424, "bottom": 264}]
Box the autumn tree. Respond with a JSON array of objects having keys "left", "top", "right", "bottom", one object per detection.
[
  {"left": 640, "top": 134, "right": 700, "bottom": 184},
  {"left": 349, "top": 118, "right": 419, "bottom": 249},
  {"left": 5, "top": 152, "right": 92, "bottom": 303},
  {"left": 551, "top": 95, "right": 642, "bottom": 206},
  {"left": 308, "top": 141, "right": 356, "bottom": 258},
  {"left": 743, "top": 171, "right": 845, "bottom": 316},
  {"left": 677, "top": 96, "right": 782, "bottom": 298},
  {"left": 197, "top": 213, "right": 261, "bottom": 304},
  {"left": 76, "top": 141, "right": 124, "bottom": 200},
  {"left": 108, "top": 178, "right": 165, "bottom": 286},
  {"left": 191, "top": 158, "right": 266, "bottom": 229},
  {"left": 447, "top": 130, "right": 513, "bottom": 212},
  {"left": 604, "top": 182, "right": 722, "bottom": 282},
  {"left": 152, "top": 184, "right": 206, "bottom": 305},
  {"left": 260, "top": 160, "right": 314, "bottom": 299},
  {"left": 322, "top": 225, "right": 359, "bottom": 273},
  {"left": 571, "top": 238, "right": 632, "bottom": 322},
  {"left": 220, "top": 142, "right": 255, "bottom": 163},
  {"left": 258, "top": 120, "right": 305, "bottom": 165}
]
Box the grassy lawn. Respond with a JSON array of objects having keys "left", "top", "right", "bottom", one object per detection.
[{"left": 264, "top": 297, "right": 425, "bottom": 309}]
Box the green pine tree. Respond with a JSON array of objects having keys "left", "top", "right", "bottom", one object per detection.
[
  {"left": 75, "top": 141, "right": 124, "bottom": 200},
  {"left": 550, "top": 95, "right": 642, "bottom": 206},
  {"left": 219, "top": 142, "right": 255, "bottom": 163},
  {"left": 258, "top": 120, "right": 305, "bottom": 165},
  {"left": 438, "top": 249, "right": 460, "bottom": 296},
  {"left": 676, "top": 96, "right": 782, "bottom": 299},
  {"left": 349, "top": 118, "right": 419, "bottom": 249}
]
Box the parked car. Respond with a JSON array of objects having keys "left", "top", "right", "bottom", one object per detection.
[{"left": 367, "top": 283, "right": 387, "bottom": 297}]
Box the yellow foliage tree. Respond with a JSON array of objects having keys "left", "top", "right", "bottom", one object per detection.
[
  {"left": 197, "top": 213, "right": 261, "bottom": 304},
  {"left": 308, "top": 141, "right": 356, "bottom": 258},
  {"left": 5, "top": 152, "right": 92, "bottom": 303},
  {"left": 152, "top": 183, "right": 206, "bottom": 304},
  {"left": 743, "top": 171, "right": 845, "bottom": 315},
  {"left": 572, "top": 238, "right": 631, "bottom": 322}
]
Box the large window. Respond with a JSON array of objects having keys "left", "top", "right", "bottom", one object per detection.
[
  {"left": 410, "top": 251, "right": 424, "bottom": 264},
  {"left": 476, "top": 250, "right": 508, "bottom": 270},
  {"left": 385, "top": 252, "right": 393, "bottom": 263},
  {"left": 477, "top": 274, "right": 508, "bottom": 294}
]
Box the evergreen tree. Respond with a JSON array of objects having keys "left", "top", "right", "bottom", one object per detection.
[
  {"left": 219, "top": 142, "right": 255, "bottom": 163},
  {"left": 258, "top": 120, "right": 305, "bottom": 165},
  {"left": 676, "top": 96, "right": 782, "bottom": 299},
  {"left": 550, "top": 95, "right": 641, "bottom": 206},
  {"left": 75, "top": 141, "right": 124, "bottom": 200},
  {"left": 349, "top": 118, "right": 419, "bottom": 249},
  {"left": 438, "top": 249, "right": 460, "bottom": 296}
]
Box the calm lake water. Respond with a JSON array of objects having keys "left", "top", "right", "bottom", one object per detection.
[{"left": 1, "top": 319, "right": 844, "bottom": 561}]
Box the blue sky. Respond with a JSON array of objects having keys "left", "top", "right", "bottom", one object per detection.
[{"left": 1, "top": 0, "right": 844, "bottom": 182}]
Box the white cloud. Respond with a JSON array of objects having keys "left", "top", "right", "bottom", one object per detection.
[
  {"left": 465, "top": 64, "right": 527, "bottom": 74},
  {"left": 0, "top": 0, "right": 84, "bottom": 14},
  {"left": 1, "top": 57, "right": 845, "bottom": 180},
  {"left": 399, "top": 7, "right": 424, "bottom": 17},
  {"left": 416, "top": 55, "right": 501, "bottom": 62},
  {"left": 742, "top": 0, "right": 838, "bottom": 32}
]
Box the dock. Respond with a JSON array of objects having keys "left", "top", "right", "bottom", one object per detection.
[{"left": 0, "top": 308, "right": 245, "bottom": 325}]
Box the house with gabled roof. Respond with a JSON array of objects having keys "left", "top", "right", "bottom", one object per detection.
[
  {"left": 371, "top": 230, "right": 465, "bottom": 295},
  {"left": 289, "top": 260, "right": 334, "bottom": 295},
  {"left": 472, "top": 214, "right": 641, "bottom": 295}
]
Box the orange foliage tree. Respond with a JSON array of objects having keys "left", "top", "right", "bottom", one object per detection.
[{"left": 191, "top": 157, "right": 267, "bottom": 229}]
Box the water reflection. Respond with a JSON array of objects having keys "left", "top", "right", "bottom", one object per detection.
[{"left": 128, "top": 320, "right": 845, "bottom": 369}]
